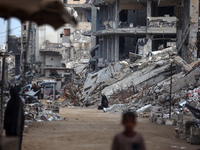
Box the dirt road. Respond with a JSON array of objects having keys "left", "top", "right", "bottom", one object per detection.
[{"left": 22, "top": 108, "right": 199, "bottom": 150}]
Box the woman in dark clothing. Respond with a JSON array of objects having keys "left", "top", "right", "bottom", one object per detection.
[
  {"left": 4, "top": 87, "right": 25, "bottom": 150},
  {"left": 101, "top": 95, "right": 108, "bottom": 108},
  {"left": 98, "top": 95, "right": 109, "bottom": 110}
]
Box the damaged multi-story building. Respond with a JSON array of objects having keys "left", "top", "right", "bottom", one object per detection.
[
  {"left": 177, "top": 0, "right": 200, "bottom": 63},
  {"left": 21, "top": 0, "right": 93, "bottom": 89},
  {"left": 90, "top": 0, "right": 187, "bottom": 71},
  {"left": 21, "top": 22, "right": 37, "bottom": 75},
  {"left": 7, "top": 35, "right": 21, "bottom": 75}
]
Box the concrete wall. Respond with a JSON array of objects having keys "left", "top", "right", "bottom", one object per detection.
[
  {"left": 77, "top": 22, "right": 91, "bottom": 30},
  {"left": 99, "top": 6, "right": 109, "bottom": 30},
  {"left": 67, "top": 0, "right": 86, "bottom": 4},
  {"left": 127, "top": 10, "right": 147, "bottom": 26},
  {"left": 176, "top": 0, "right": 199, "bottom": 63},
  {"left": 45, "top": 55, "right": 62, "bottom": 67},
  {"left": 124, "top": 37, "right": 136, "bottom": 53},
  {"left": 36, "top": 20, "right": 91, "bottom": 66},
  {"left": 0, "top": 44, "right": 7, "bottom": 50},
  {"left": 72, "top": 22, "right": 92, "bottom": 51},
  {"left": 36, "top": 25, "right": 63, "bottom": 63}
]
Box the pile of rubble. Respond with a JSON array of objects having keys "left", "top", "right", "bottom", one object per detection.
[
  {"left": 175, "top": 113, "right": 200, "bottom": 145},
  {"left": 102, "top": 60, "right": 200, "bottom": 117},
  {"left": 78, "top": 46, "right": 200, "bottom": 144},
  {"left": 81, "top": 47, "right": 176, "bottom": 106},
  {"left": 61, "top": 82, "right": 83, "bottom": 106},
  {"left": 81, "top": 61, "right": 131, "bottom": 105},
  {"left": 24, "top": 101, "right": 63, "bottom": 123}
]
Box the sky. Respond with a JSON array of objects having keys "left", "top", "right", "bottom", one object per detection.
[{"left": 0, "top": 18, "right": 21, "bottom": 45}]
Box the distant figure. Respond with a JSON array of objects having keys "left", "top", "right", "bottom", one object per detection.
[
  {"left": 32, "top": 84, "right": 37, "bottom": 92},
  {"left": 4, "top": 87, "right": 25, "bottom": 150},
  {"left": 102, "top": 95, "right": 108, "bottom": 108},
  {"left": 111, "top": 112, "right": 146, "bottom": 150},
  {"left": 98, "top": 95, "right": 108, "bottom": 110}
]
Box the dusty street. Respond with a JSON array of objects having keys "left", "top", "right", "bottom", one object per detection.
[{"left": 22, "top": 108, "right": 199, "bottom": 150}]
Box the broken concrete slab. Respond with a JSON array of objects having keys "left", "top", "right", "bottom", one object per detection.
[
  {"left": 165, "top": 119, "right": 175, "bottom": 125},
  {"left": 102, "top": 64, "right": 170, "bottom": 96},
  {"left": 148, "top": 16, "right": 177, "bottom": 28},
  {"left": 174, "top": 56, "right": 193, "bottom": 73},
  {"left": 81, "top": 61, "right": 131, "bottom": 102},
  {"left": 136, "top": 104, "right": 152, "bottom": 114},
  {"left": 103, "top": 104, "right": 125, "bottom": 114},
  {"left": 129, "top": 52, "right": 142, "bottom": 63},
  {"left": 167, "top": 68, "right": 200, "bottom": 93}
]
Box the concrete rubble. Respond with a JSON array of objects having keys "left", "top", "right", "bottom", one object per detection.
[
  {"left": 80, "top": 47, "right": 176, "bottom": 106},
  {"left": 81, "top": 61, "right": 131, "bottom": 105},
  {"left": 24, "top": 101, "right": 63, "bottom": 123},
  {"left": 148, "top": 16, "right": 177, "bottom": 28},
  {"left": 71, "top": 45, "right": 200, "bottom": 145}
]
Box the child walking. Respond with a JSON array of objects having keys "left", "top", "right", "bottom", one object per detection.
[{"left": 111, "top": 112, "right": 146, "bottom": 150}]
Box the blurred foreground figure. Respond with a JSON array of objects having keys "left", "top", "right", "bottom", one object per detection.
[
  {"left": 4, "top": 87, "right": 25, "bottom": 150},
  {"left": 111, "top": 112, "right": 146, "bottom": 150}
]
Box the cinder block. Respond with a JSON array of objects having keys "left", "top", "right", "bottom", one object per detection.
[{"left": 23, "top": 125, "right": 28, "bottom": 133}]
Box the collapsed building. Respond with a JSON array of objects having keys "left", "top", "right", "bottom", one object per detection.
[
  {"left": 0, "top": 36, "right": 21, "bottom": 82},
  {"left": 90, "top": 0, "right": 181, "bottom": 71},
  {"left": 16, "top": 0, "right": 93, "bottom": 88},
  {"left": 177, "top": 0, "right": 200, "bottom": 63},
  {"left": 90, "top": 0, "right": 200, "bottom": 72}
]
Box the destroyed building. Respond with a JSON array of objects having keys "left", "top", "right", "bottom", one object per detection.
[
  {"left": 21, "top": 22, "right": 37, "bottom": 75},
  {"left": 90, "top": 0, "right": 182, "bottom": 71},
  {"left": 177, "top": 0, "right": 200, "bottom": 63},
  {"left": 18, "top": 0, "right": 92, "bottom": 85},
  {"left": 7, "top": 36, "right": 21, "bottom": 75}
]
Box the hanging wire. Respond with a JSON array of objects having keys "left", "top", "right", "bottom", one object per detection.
[{"left": 0, "top": 26, "right": 21, "bottom": 35}]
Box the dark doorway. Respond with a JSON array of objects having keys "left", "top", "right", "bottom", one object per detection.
[
  {"left": 158, "top": 6, "right": 175, "bottom": 16},
  {"left": 120, "top": 10, "right": 128, "bottom": 22}
]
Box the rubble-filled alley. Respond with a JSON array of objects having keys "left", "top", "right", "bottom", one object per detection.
[{"left": 1, "top": 0, "right": 200, "bottom": 150}]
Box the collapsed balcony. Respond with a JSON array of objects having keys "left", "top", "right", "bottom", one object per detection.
[{"left": 39, "top": 40, "right": 64, "bottom": 54}]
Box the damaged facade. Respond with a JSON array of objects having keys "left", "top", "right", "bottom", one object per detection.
[
  {"left": 20, "top": 0, "right": 92, "bottom": 88},
  {"left": 177, "top": 0, "right": 200, "bottom": 63},
  {"left": 21, "top": 22, "right": 37, "bottom": 75},
  {"left": 90, "top": 0, "right": 182, "bottom": 71}
]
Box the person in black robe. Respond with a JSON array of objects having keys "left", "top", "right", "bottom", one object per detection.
[
  {"left": 102, "top": 95, "right": 108, "bottom": 108},
  {"left": 98, "top": 95, "right": 109, "bottom": 110},
  {"left": 4, "top": 87, "right": 25, "bottom": 150}
]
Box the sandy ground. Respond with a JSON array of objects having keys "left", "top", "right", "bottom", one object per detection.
[{"left": 22, "top": 108, "right": 200, "bottom": 150}]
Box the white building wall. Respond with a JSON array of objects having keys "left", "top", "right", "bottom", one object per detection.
[
  {"left": 36, "top": 25, "right": 63, "bottom": 63},
  {"left": 45, "top": 55, "right": 62, "bottom": 67},
  {"left": 67, "top": 0, "right": 86, "bottom": 4},
  {"left": 35, "top": 7, "right": 91, "bottom": 73},
  {"left": 0, "top": 44, "right": 7, "bottom": 50}
]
